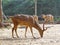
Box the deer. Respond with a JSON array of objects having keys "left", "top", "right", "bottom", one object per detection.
[
  {"left": 10, "top": 14, "right": 47, "bottom": 38},
  {"left": 42, "top": 14, "right": 54, "bottom": 24}
]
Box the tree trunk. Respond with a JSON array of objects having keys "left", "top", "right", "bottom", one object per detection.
[{"left": 0, "top": 0, "right": 2, "bottom": 22}]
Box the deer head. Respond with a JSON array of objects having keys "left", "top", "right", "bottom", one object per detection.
[{"left": 33, "top": 21, "right": 47, "bottom": 38}]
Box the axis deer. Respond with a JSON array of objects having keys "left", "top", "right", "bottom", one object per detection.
[
  {"left": 10, "top": 14, "right": 47, "bottom": 38},
  {"left": 42, "top": 14, "right": 54, "bottom": 24}
]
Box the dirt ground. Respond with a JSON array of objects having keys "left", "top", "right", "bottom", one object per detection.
[{"left": 0, "top": 24, "right": 60, "bottom": 45}]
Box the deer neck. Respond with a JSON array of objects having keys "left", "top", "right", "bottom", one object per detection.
[
  {"left": 33, "top": 21, "right": 45, "bottom": 37},
  {"left": 33, "top": 21, "right": 42, "bottom": 31}
]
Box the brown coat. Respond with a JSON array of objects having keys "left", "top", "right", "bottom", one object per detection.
[
  {"left": 10, "top": 14, "right": 47, "bottom": 38},
  {"left": 42, "top": 14, "right": 54, "bottom": 24}
]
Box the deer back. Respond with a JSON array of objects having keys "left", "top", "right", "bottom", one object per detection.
[{"left": 11, "top": 15, "right": 35, "bottom": 26}]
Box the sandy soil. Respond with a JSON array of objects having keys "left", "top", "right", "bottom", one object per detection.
[{"left": 0, "top": 24, "right": 60, "bottom": 45}]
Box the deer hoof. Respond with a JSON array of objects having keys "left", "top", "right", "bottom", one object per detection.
[
  {"left": 33, "top": 37, "right": 36, "bottom": 39},
  {"left": 12, "top": 36, "right": 16, "bottom": 38}
]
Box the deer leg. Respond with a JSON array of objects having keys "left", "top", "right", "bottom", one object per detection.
[
  {"left": 15, "top": 27, "right": 19, "bottom": 38},
  {"left": 12, "top": 27, "right": 15, "bottom": 38},
  {"left": 25, "top": 26, "right": 28, "bottom": 38},
  {"left": 30, "top": 27, "right": 35, "bottom": 38}
]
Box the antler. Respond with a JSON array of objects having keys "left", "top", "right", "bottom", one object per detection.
[{"left": 43, "top": 23, "right": 47, "bottom": 31}]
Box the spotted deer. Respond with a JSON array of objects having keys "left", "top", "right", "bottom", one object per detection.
[
  {"left": 10, "top": 14, "right": 47, "bottom": 38},
  {"left": 42, "top": 14, "right": 54, "bottom": 24}
]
